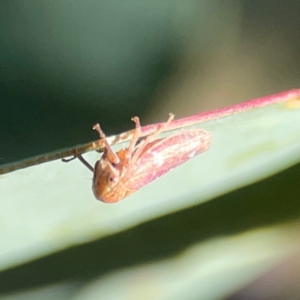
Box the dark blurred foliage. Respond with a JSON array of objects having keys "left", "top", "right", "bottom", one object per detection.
[{"left": 1, "top": 1, "right": 300, "bottom": 164}]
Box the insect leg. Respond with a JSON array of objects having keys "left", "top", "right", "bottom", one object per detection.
[
  {"left": 62, "top": 154, "right": 94, "bottom": 172},
  {"left": 127, "top": 116, "right": 141, "bottom": 154},
  {"left": 62, "top": 157, "right": 77, "bottom": 163},
  {"left": 129, "top": 113, "right": 175, "bottom": 166},
  {"left": 93, "top": 123, "right": 120, "bottom": 164}
]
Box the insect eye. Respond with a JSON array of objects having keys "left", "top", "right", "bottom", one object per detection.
[{"left": 107, "top": 174, "right": 118, "bottom": 184}]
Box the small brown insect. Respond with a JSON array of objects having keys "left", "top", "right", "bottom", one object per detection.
[{"left": 66, "top": 114, "right": 211, "bottom": 203}]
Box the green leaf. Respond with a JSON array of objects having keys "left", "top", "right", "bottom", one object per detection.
[{"left": 1, "top": 89, "right": 300, "bottom": 299}]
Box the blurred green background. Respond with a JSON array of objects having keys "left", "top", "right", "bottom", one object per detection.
[
  {"left": 1, "top": 0, "right": 300, "bottom": 164},
  {"left": 1, "top": 1, "right": 300, "bottom": 299}
]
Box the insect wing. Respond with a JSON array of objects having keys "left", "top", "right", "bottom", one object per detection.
[{"left": 124, "top": 129, "right": 211, "bottom": 191}]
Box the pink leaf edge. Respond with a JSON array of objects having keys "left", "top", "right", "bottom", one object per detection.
[{"left": 141, "top": 89, "right": 300, "bottom": 135}]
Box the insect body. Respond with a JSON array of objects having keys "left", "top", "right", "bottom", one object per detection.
[{"left": 72, "top": 114, "right": 211, "bottom": 203}]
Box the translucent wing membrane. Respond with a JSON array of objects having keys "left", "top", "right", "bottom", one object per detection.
[{"left": 124, "top": 129, "right": 211, "bottom": 191}]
